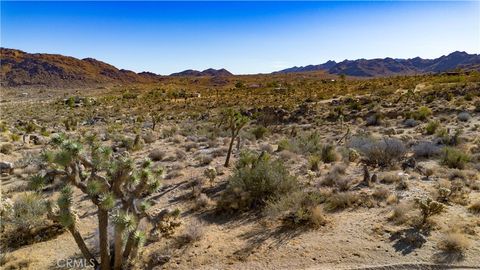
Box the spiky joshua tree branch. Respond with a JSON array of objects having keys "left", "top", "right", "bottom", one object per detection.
[{"left": 39, "top": 134, "right": 162, "bottom": 270}]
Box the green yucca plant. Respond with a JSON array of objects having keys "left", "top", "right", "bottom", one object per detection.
[{"left": 36, "top": 133, "right": 164, "bottom": 270}]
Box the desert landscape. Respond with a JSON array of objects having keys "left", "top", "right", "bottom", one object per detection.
[{"left": 1, "top": 1, "right": 480, "bottom": 270}]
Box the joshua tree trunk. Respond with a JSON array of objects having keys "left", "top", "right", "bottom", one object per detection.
[
  {"left": 98, "top": 209, "right": 111, "bottom": 270},
  {"left": 113, "top": 226, "right": 125, "bottom": 270},
  {"left": 224, "top": 133, "right": 236, "bottom": 167},
  {"left": 68, "top": 225, "right": 99, "bottom": 267},
  {"left": 122, "top": 232, "right": 135, "bottom": 261}
]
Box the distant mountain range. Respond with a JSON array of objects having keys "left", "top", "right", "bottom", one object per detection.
[
  {"left": 170, "top": 68, "right": 232, "bottom": 77},
  {"left": 274, "top": 51, "right": 480, "bottom": 77},
  {"left": 1, "top": 48, "right": 479, "bottom": 88}
]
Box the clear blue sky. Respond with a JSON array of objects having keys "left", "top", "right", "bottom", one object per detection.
[{"left": 1, "top": 1, "right": 479, "bottom": 74}]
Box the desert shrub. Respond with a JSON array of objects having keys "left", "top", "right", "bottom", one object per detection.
[
  {"left": 148, "top": 149, "right": 166, "bottom": 161},
  {"left": 436, "top": 128, "right": 462, "bottom": 146},
  {"left": 2, "top": 192, "right": 47, "bottom": 233},
  {"left": 0, "top": 121, "right": 8, "bottom": 132},
  {"left": 436, "top": 180, "right": 470, "bottom": 206},
  {"left": 404, "top": 119, "right": 418, "bottom": 128},
  {"left": 372, "top": 187, "right": 391, "bottom": 201},
  {"left": 437, "top": 232, "right": 470, "bottom": 253},
  {"left": 236, "top": 150, "right": 259, "bottom": 168},
  {"left": 415, "top": 197, "right": 445, "bottom": 225},
  {"left": 10, "top": 133, "right": 21, "bottom": 142},
  {"left": 0, "top": 143, "right": 13, "bottom": 155},
  {"left": 365, "top": 113, "right": 383, "bottom": 126},
  {"left": 203, "top": 167, "right": 217, "bottom": 185},
  {"left": 0, "top": 192, "right": 66, "bottom": 250},
  {"left": 179, "top": 221, "right": 204, "bottom": 244},
  {"left": 413, "top": 106, "right": 432, "bottom": 121},
  {"left": 288, "top": 132, "right": 322, "bottom": 154},
  {"left": 28, "top": 174, "right": 46, "bottom": 191},
  {"left": 457, "top": 112, "right": 471, "bottom": 122},
  {"left": 425, "top": 121, "right": 440, "bottom": 135},
  {"left": 468, "top": 200, "right": 480, "bottom": 214},
  {"left": 442, "top": 147, "right": 470, "bottom": 169},
  {"left": 413, "top": 141, "right": 441, "bottom": 158},
  {"left": 321, "top": 163, "right": 347, "bottom": 187},
  {"left": 320, "top": 144, "right": 338, "bottom": 163},
  {"left": 194, "top": 193, "right": 212, "bottom": 209},
  {"left": 308, "top": 155, "right": 321, "bottom": 171},
  {"left": 161, "top": 126, "right": 178, "bottom": 138},
  {"left": 389, "top": 202, "right": 416, "bottom": 225},
  {"left": 259, "top": 143, "right": 274, "bottom": 153},
  {"left": 265, "top": 191, "right": 327, "bottom": 228},
  {"left": 142, "top": 131, "right": 157, "bottom": 144},
  {"left": 251, "top": 126, "right": 268, "bottom": 140},
  {"left": 197, "top": 154, "right": 213, "bottom": 166},
  {"left": 380, "top": 172, "right": 402, "bottom": 184},
  {"left": 277, "top": 139, "right": 291, "bottom": 152},
  {"left": 475, "top": 101, "right": 480, "bottom": 112},
  {"left": 219, "top": 153, "right": 298, "bottom": 211},
  {"left": 325, "top": 192, "right": 359, "bottom": 211},
  {"left": 348, "top": 136, "right": 406, "bottom": 167}
]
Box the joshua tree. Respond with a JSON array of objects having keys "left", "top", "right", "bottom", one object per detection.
[
  {"left": 219, "top": 108, "right": 249, "bottom": 167},
  {"left": 150, "top": 111, "right": 162, "bottom": 131},
  {"left": 36, "top": 134, "right": 163, "bottom": 270}
]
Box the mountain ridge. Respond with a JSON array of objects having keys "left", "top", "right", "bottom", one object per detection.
[
  {"left": 274, "top": 51, "right": 480, "bottom": 77},
  {"left": 1, "top": 48, "right": 479, "bottom": 88}
]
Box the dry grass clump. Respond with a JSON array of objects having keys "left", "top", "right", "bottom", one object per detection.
[
  {"left": 320, "top": 144, "right": 339, "bottom": 163},
  {"left": 259, "top": 143, "right": 274, "bottom": 153},
  {"left": 177, "top": 220, "right": 205, "bottom": 246},
  {"left": 468, "top": 200, "right": 480, "bottom": 214},
  {"left": 0, "top": 143, "right": 14, "bottom": 155},
  {"left": 266, "top": 191, "right": 327, "bottom": 228},
  {"left": 278, "top": 150, "right": 297, "bottom": 161},
  {"left": 437, "top": 232, "right": 470, "bottom": 253},
  {"left": 321, "top": 163, "right": 348, "bottom": 187},
  {"left": 184, "top": 142, "right": 199, "bottom": 152},
  {"left": 308, "top": 155, "right": 321, "bottom": 171},
  {"left": 142, "top": 131, "right": 157, "bottom": 144},
  {"left": 194, "top": 193, "right": 213, "bottom": 209},
  {"left": 324, "top": 192, "right": 359, "bottom": 211},
  {"left": 197, "top": 154, "right": 213, "bottom": 166},
  {"left": 173, "top": 149, "right": 186, "bottom": 160},
  {"left": 380, "top": 172, "right": 403, "bottom": 184},
  {"left": 388, "top": 201, "right": 417, "bottom": 225},
  {"left": 372, "top": 187, "right": 391, "bottom": 201},
  {"left": 386, "top": 193, "right": 399, "bottom": 205}
]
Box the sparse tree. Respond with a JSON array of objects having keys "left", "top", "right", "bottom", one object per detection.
[
  {"left": 150, "top": 111, "right": 162, "bottom": 131},
  {"left": 219, "top": 109, "right": 249, "bottom": 167}
]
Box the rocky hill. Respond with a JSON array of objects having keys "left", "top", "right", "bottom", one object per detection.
[
  {"left": 0, "top": 48, "right": 162, "bottom": 88},
  {"left": 276, "top": 51, "right": 480, "bottom": 77}
]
